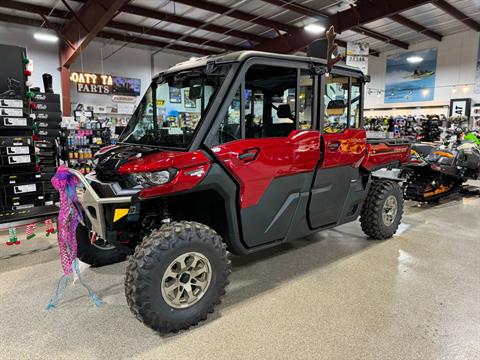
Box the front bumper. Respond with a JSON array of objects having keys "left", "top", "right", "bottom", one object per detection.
[{"left": 69, "top": 169, "right": 133, "bottom": 239}]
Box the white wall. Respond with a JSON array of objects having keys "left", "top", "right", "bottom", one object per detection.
[
  {"left": 70, "top": 42, "right": 187, "bottom": 109},
  {"left": 0, "top": 23, "right": 61, "bottom": 96},
  {"left": 366, "top": 30, "right": 480, "bottom": 111},
  {"left": 0, "top": 22, "right": 188, "bottom": 113}
]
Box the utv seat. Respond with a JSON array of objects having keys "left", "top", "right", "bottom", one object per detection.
[{"left": 264, "top": 104, "right": 295, "bottom": 137}]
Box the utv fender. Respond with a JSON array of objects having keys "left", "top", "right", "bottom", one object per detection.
[{"left": 175, "top": 163, "right": 248, "bottom": 255}]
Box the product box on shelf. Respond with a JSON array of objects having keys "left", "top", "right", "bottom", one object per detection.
[
  {"left": 35, "top": 139, "right": 56, "bottom": 149},
  {"left": 38, "top": 165, "right": 57, "bottom": 174},
  {"left": 34, "top": 120, "right": 61, "bottom": 130},
  {"left": 0, "top": 144, "right": 34, "bottom": 155},
  {"left": 36, "top": 149, "right": 55, "bottom": 157},
  {"left": 4, "top": 182, "right": 43, "bottom": 196},
  {"left": 5, "top": 194, "right": 46, "bottom": 209},
  {"left": 31, "top": 92, "right": 60, "bottom": 103},
  {"left": 1, "top": 172, "right": 43, "bottom": 184},
  {"left": 35, "top": 102, "right": 61, "bottom": 112},
  {"left": 0, "top": 99, "right": 24, "bottom": 108},
  {"left": 37, "top": 158, "right": 56, "bottom": 166},
  {"left": 0, "top": 107, "right": 26, "bottom": 117},
  {"left": 34, "top": 128, "right": 61, "bottom": 138},
  {"left": 0, "top": 136, "right": 32, "bottom": 146},
  {"left": 31, "top": 111, "right": 62, "bottom": 122},
  {"left": 1, "top": 154, "right": 36, "bottom": 167},
  {"left": 0, "top": 116, "right": 32, "bottom": 129}
]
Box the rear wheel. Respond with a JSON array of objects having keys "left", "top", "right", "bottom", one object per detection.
[
  {"left": 125, "top": 221, "right": 230, "bottom": 333},
  {"left": 360, "top": 179, "right": 404, "bottom": 240},
  {"left": 76, "top": 223, "right": 127, "bottom": 267}
]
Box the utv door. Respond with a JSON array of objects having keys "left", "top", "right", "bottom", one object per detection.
[
  {"left": 207, "top": 62, "right": 320, "bottom": 248},
  {"left": 308, "top": 74, "right": 367, "bottom": 228}
]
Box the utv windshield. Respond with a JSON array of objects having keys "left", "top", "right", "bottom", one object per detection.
[{"left": 119, "top": 64, "right": 230, "bottom": 148}]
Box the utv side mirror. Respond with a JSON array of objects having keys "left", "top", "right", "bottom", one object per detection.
[{"left": 189, "top": 85, "right": 202, "bottom": 100}]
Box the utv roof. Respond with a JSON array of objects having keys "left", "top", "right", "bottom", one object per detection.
[{"left": 156, "top": 50, "right": 365, "bottom": 78}]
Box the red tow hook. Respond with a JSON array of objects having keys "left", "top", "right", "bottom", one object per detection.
[{"left": 90, "top": 231, "right": 97, "bottom": 245}]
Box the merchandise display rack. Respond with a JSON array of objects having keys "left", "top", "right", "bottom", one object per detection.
[
  {"left": 62, "top": 113, "right": 112, "bottom": 174},
  {"left": 0, "top": 45, "right": 59, "bottom": 212}
]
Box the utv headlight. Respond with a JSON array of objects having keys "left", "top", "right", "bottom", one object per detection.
[{"left": 131, "top": 169, "right": 177, "bottom": 186}]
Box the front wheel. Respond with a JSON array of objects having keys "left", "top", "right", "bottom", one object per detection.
[
  {"left": 125, "top": 221, "right": 230, "bottom": 333},
  {"left": 76, "top": 223, "right": 127, "bottom": 267},
  {"left": 360, "top": 179, "right": 404, "bottom": 240}
]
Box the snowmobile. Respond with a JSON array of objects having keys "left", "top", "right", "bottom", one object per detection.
[{"left": 403, "top": 130, "right": 480, "bottom": 202}]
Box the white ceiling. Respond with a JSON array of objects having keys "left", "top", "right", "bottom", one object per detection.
[{"left": 0, "top": 0, "right": 478, "bottom": 55}]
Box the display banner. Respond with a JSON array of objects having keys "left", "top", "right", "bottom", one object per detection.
[
  {"left": 70, "top": 72, "right": 141, "bottom": 96},
  {"left": 346, "top": 42, "right": 369, "bottom": 74}
]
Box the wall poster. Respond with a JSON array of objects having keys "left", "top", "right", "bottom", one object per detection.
[
  {"left": 346, "top": 42, "right": 369, "bottom": 74},
  {"left": 169, "top": 87, "right": 181, "bottom": 103},
  {"left": 385, "top": 48, "right": 438, "bottom": 103}
]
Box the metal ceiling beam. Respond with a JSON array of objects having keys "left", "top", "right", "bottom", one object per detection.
[
  {"left": 0, "top": 0, "right": 70, "bottom": 18},
  {"left": 260, "top": 0, "right": 327, "bottom": 19},
  {"left": 0, "top": 0, "right": 241, "bottom": 51},
  {"left": 60, "top": 0, "right": 130, "bottom": 67},
  {"left": 97, "top": 31, "right": 219, "bottom": 56},
  {"left": 0, "top": 12, "right": 217, "bottom": 56},
  {"left": 355, "top": 26, "right": 409, "bottom": 49},
  {"left": 107, "top": 21, "right": 243, "bottom": 52},
  {"left": 70, "top": 0, "right": 269, "bottom": 43},
  {"left": 431, "top": 0, "right": 480, "bottom": 32},
  {"left": 121, "top": 4, "right": 266, "bottom": 44},
  {"left": 254, "top": 27, "right": 380, "bottom": 56},
  {"left": 389, "top": 14, "right": 443, "bottom": 41},
  {"left": 173, "top": 0, "right": 295, "bottom": 33},
  {"left": 331, "top": 0, "right": 432, "bottom": 33},
  {"left": 255, "top": 0, "right": 431, "bottom": 53}
]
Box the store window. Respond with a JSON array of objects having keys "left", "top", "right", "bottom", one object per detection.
[
  {"left": 350, "top": 77, "right": 361, "bottom": 128},
  {"left": 324, "top": 74, "right": 348, "bottom": 133},
  {"left": 299, "top": 70, "right": 314, "bottom": 130}
]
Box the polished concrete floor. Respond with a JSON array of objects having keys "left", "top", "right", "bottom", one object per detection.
[{"left": 0, "top": 193, "right": 479, "bottom": 360}]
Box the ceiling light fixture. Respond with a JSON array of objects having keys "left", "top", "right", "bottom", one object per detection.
[
  {"left": 406, "top": 56, "right": 423, "bottom": 63},
  {"left": 34, "top": 32, "right": 59, "bottom": 43},
  {"left": 304, "top": 24, "right": 326, "bottom": 34}
]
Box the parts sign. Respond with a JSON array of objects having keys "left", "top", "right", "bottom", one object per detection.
[{"left": 70, "top": 72, "right": 113, "bottom": 94}]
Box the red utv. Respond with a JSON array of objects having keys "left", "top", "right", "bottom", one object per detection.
[{"left": 71, "top": 51, "right": 410, "bottom": 333}]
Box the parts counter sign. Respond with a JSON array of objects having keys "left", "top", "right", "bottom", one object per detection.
[{"left": 70, "top": 72, "right": 141, "bottom": 96}]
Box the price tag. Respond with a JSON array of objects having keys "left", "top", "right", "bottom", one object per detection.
[
  {"left": 8, "top": 155, "right": 31, "bottom": 164},
  {"left": 0, "top": 108, "right": 23, "bottom": 116},
  {"left": 7, "top": 146, "right": 30, "bottom": 154},
  {"left": 14, "top": 184, "right": 37, "bottom": 194},
  {"left": 4, "top": 118, "right": 27, "bottom": 126}
]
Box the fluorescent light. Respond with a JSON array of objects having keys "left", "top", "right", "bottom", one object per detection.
[
  {"left": 304, "top": 24, "right": 326, "bottom": 34},
  {"left": 34, "top": 32, "right": 59, "bottom": 42},
  {"left": 407, "top": 56, "right": 423, "bottom": 63}
]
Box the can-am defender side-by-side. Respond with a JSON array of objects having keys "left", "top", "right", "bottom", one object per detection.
[{"left": 71, "top": 51, "right": 410, "bottom": 333}]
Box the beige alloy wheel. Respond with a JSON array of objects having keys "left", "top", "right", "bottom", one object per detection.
[{"left": 161, "top": 252, "right": 212, "bottom": 309}]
